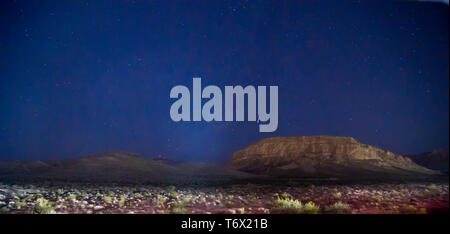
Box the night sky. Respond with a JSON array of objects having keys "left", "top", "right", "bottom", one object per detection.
[{"left": 0, "top": 0, "right": 448, "bottom": 162}]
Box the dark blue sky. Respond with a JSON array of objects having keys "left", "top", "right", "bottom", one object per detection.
[{"left": 0, "top": 0, "right": 448, "bottom": 162}]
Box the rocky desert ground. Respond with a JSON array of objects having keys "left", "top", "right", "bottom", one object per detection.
[
  {"left": 1, "top": 136, "right": 448, "bottom": 214},
  {"left": 0, "top": 181, "right": 447, "bottom": 214}
]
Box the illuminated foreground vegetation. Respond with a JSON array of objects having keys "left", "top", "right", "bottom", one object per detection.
[{"left": 0, "top": 182, "right": 447, "bottom": 214}]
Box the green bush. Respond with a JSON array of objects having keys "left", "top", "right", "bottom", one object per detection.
[
  {"left": 30, "top": 198, "right": 55, "bottom": 214},
  {"left": 14, "top": 200, "right": 26, "bottom": 209},
  {"left": 103, "top": 195, "right": 112, "bottom": 203},
  {"left": 272, "top": 198, "right": 303, "bottom": 214},
  {"left": 170, "top": 201, "right": 188, "bottom": 214},
  {"left": 303, "top": 201, "right": 320, "bottom": 214},
  {"left": 167, "top": 186, "right": 178, "bottom": 197},
  {"left": 280, "top": 192, "right": 293, "bottom": 200},
  {"left": 118, "top": 195, "right": 127, "bottom": 207},
  {"left": 332, "top": 192, "right": 342, "bottom": 199},
  {"left": 68, "top": 193, "right": 77, "bottom": 200},
  {"left": 325, "top": 201, "right": 350, "bottom": 213},
  {"left": 154, "top": 194, "right": 168, "bottom": 206},
  {"left": 272, "top": 198, "right": 320, "bottom": 214}
]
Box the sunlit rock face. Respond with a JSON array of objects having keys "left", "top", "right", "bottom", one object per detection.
[{"left": 229, "top": 136, "right": 439, "bottom": 179}]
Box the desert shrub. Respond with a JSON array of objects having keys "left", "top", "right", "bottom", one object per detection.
[
  {"left": 224, "top": 195, "right": 235, "bottom": 208},
  {"left": 332, "top": 192, "right": 342, "bottom": 199},
  {"left": 68, "top": 193, "right": 77, "bottom": 200},
  {"left": 418, "top": 208, "right": 427, "bottom": 214},
  {"left": 30, "top": 198, "right": 55, "bottom": 214},
  {"left": 25, "top": 194, "right": 35, "bottom": 201},
  {"left": 400, "top": 205, "right": 426, "bottom": 214},
  {"left": 14, "top": 200, "right": 26, "bottom": 209},
  {"left": 225, "top": 200, "right": 234, "bottom": 208},
  {"left": 414, "top": 184, "right": 440, "bottom": 198},
  {"left": 167, "top": 186, "right": 178, "bottom": 197},
  {"left": 303, "top": 201, "right": 320, "bottom": 214},
  {"left": 272, "top": 198, "right": 303, "bottom": 214},
  {"left": 280, "top": 192, "right": 293, "bottom": 200},
  {"left": 154, "top": 194, "right": 168, "bottom": 206},
  {"left": 197, "top": 194, "right": 207, "bottom": 204},
  {"left": 401, "top": 205, "right": 417, "bottom": 213},
  {"left": 247, "top": 194, "right": 259, "bottom": 203},
  {"left": 368, "top": 194, "right": 382, "bottom": 202},
  {"left": 180, "top": 194, "right": 195, "bottom": 204},
  {"left": 107, "top": 190, "right": 114, "bottom": 196},
  {"left": 103, "top": 195, "right": 112, "bottom": 203},
  {"left": 170, "top": 201, "right": 188, "bottom": 214},
  {"left": 414, "top": 189, "right": 432, "bottom": 198},
  {"left": 427, "top": 184, "right": 438, "bottom": 191},
  {"left": 390, "top": 190, "right": 400, "bottom": 196},
  {"left": 325, "top": 201, "right": 350, "bottom": 214},
  {"left": 118, "top": 195, "right": 127, "bottom": 207}
]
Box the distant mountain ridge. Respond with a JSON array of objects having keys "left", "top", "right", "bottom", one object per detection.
[
  {"left": 0, "top": 137, "right": 444, "bottom": 184},
  {"left": 406, "top": 149, "right": 449, "bottom": 173},
  {"left": 229, "top": 136, "right": 439, "bottom": 179},
  {"left": 0, "top": 152, "right": 255, "bottom": 184}
]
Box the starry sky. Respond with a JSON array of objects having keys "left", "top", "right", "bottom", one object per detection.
[{"left": 0, "top": 0, "right": 448, "bottom": 162}]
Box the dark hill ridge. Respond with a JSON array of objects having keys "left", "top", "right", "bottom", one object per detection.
[
  {"left": 229, "top": 136, "right": 439, "bottom": 179},
  {"left": 0, "top": 152, "right": 256, "bottom": 184},
  {"left": 406, "top": 149, "right": 449, "bottom": 173}
]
